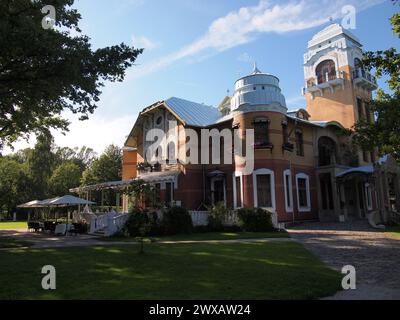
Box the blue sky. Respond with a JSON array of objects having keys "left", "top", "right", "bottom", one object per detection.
[{"left": 6, "top": 0, "right": 399, "bottom": 154}]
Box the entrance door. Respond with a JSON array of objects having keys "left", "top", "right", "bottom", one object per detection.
[
  {"left": 344, "top": 181, "right": 357, "bottom": 218},
  {"left": 211, "top": 178, "right": 225, "bottom": 205}
]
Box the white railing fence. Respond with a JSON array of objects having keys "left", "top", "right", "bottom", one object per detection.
[
  {"left": 89, "top": 212, "right": 117, "bottom": 234},
  {"left": 106, "top": 213, "right": 129, "bottom": 236},
  {"left": 189, "top": 211, "right": 209, "bottom": 226},
  {"left": 89, "top": 209, "right": 278, "bottom": 237}
]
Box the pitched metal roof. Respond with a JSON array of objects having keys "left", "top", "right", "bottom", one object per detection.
[{"left": 165, "top": 97, "right": 222, "bottom": 127}]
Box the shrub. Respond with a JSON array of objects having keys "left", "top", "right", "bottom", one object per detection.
[
  {"left": 147, "top": 211, "right": 163, "bottom": 236},
  {"left": 124, "top": 207, "right": 151, "bottom": 237},
  {"left": 162, "top": 206, "right": 193, "bottom": 235},
  {"left": 207, "top": 202, "right": 229, "bottom": 231},
  {"left": 237, "top": 208, "right": 275, "bottom": 232},
  {"left": 73, "top": 221, "right": 88, "bottom": 234}
]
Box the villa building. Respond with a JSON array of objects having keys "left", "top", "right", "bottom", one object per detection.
[{"left": 120, "top": 23, "right": 400, "bottom": 225}]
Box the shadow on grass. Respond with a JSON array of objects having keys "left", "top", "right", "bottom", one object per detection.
[{"left": 0, "top": 242, "right": 341, "bottom": 300}]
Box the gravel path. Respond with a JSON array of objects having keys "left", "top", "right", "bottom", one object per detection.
[
  {"left": 0, "top": 229, "right": 291, "bottom": 249},
  {"left": 287, "top": 221, "right": 400, "bottom": 300}
]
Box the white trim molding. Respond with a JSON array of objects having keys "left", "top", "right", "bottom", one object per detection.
[
  {"left": 252, "top": 168, "right": 276, "bottom": 212},
  {"left": 232, "top": 171, "right": 244, "bottom": 209},
  {"left": 283, "top": 169, "right": 293, "bottom": 213},
  {"left": 296, "top": 173, "right": 311, "bottom": 212}
]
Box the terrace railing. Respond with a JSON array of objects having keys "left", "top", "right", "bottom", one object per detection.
[{"left": 106, "top": 213, "right": 129, "bottom": 236}]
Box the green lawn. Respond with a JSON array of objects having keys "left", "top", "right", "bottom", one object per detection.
[
  {"left": 109, "top": 231, "right": 290, "bottom": 242},
  {"left": 0, "top": 221, "right": 27, "bottom": 230},
  {"left": 386, "top": 226, "right": 400, "bottom": 239},
  {"left": 0, "top": 237, "right": 32, "bottom": 249},
  {"left": 0, "top": 242, "right": 341, "bottom": 300}
]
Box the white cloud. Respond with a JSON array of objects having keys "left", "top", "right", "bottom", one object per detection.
[
  {"left": 237, "top": 52, "right": 253, "bottom": 63},
  {"left": 132, "top": 34, "right": 160, "bottom": 50},
  {"left": 53, "top": 115, "right": 136, "bottom": 153},
  {"left": 2, "top": 114, "right": 137, "bottom": 155},
  {"left": 130, "top": 0, "right": 385, "bottom": 79}
]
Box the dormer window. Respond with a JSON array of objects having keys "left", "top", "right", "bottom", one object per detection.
[
  {"left": 253, "top": 86, "right": 256, "bottom": 90},
  {"left": 156, "top": 115, "right": 163, "bottom": 125}
]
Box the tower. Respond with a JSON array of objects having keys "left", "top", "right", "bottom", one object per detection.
[{"left": 302, "top": 23, "right": 378, "bottom": 129}]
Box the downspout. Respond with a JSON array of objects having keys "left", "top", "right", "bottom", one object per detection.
[
  {"left": 202, "top": 164, "right": 206, "bottom": 204},
  {"left": 290, "top": 158, "right": 295, "bottom": 224}
]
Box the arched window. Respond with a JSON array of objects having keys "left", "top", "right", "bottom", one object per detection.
[
  {"left": 316, "top": 60, "right": 336, "bottom": 84},
  {"left": 354, "top": 58, "right": 362, "bottom": 69},
  {"left": 354, "top": 58, "right": 365, "bottom": 78}
]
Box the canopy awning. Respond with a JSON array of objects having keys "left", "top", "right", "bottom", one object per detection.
[
  {"left": 69, "top": 171, "right": 181, "bottom": 193},
  {"left": 137, "top": 170, "right": 180, "bottom": 184},
  {"left": 207, "top": 170, "right": 225, "bottom": 178},
  {"left": 69, "top": 180, "right": 135, "bottom": 193},
  {"left": 336, "top": 165, "right": 374, "bottom": 178}
]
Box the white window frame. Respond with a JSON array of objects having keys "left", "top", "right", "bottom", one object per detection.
[
  {"left": 232, "top": 171, "right": 244, "bottom": 209},
  {"left": 365, "top": 183, "right": 373, "bottom": 211},
  {"left": 283, "top": 169, "right": 293, "bottom": 213},
  {"left": 296, "top": 173, "right": 311, "bottom": 212},
  {"left": 252, "top": 168, "right": 276, "bottom": 212}
]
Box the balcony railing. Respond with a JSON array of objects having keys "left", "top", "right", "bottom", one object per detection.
[
  {"left": 303, "top": 71, "right": 345, "bottom": 97},
  {"left": 306, "top": 71, "right": 344, "bottom": 88},
  {"left": 352, "top": 68, "right": 378, "bottom": 90}
]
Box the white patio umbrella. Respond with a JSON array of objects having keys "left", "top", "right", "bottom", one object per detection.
[
  {"left": 45, "top": 195, "right": 96, "bottom": 227},
  {"left": 46, "top": 195, "right": 95, "bottom": 207},
  {"left": 17, "top": 200, "right": 45, "bottom": 208},
  {"left": 17, "top": 200, "right": 45, "bottom": 221}
]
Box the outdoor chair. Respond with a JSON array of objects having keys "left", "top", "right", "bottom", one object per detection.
[
  {"left": 54, "top": 224, "right": 67, "bottom": 236},
  {"left": 67, "top": 224, "right": 78, "bottom": 236},
  {"left": 28, "top": 221, "right": 42, "bottom": 232},
  {"left": 44, "top": 221, "right": 55, "bottom": 233}
]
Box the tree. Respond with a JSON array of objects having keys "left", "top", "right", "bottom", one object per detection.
[
  {"left": 81, "top": 144, "right": 122, "bottom": 185},
  {"left": 49, "top": 162, "right": 81, "bottom": 196},
  {"left": 0, "top": 157, "right": 31, "bottom": 218},
  {"left": 0, "top": 0, "right": 143, "bottom": 148},
  {"left": 54, "top": 146, "right": 96, "bottom": 171},
  {"left": 81, "top": 144, "right": 122, "bottom": 205},
  {"left": 26, "top": 130, "right": 56, "bottom": 199},
  {"left": 354, "top": 2, "right": 400, "bottom": 161}
]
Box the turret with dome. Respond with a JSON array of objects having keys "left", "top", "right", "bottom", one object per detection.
[{"left": 231, "top": 63, "right": 287, "bottom": 114}]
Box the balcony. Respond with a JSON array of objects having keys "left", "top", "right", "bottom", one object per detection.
[
  {"left": 254, "top": 141, "right": 274, "bottom": 150},
  {"left": 352, "top": 68, "right": 378, "bottom": 91},
  {"left": 302, "top": 71, "right": 345, "bottom": 98},
  {"left": 137, "top": 162, "right": 161, "bottom": 174}
]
